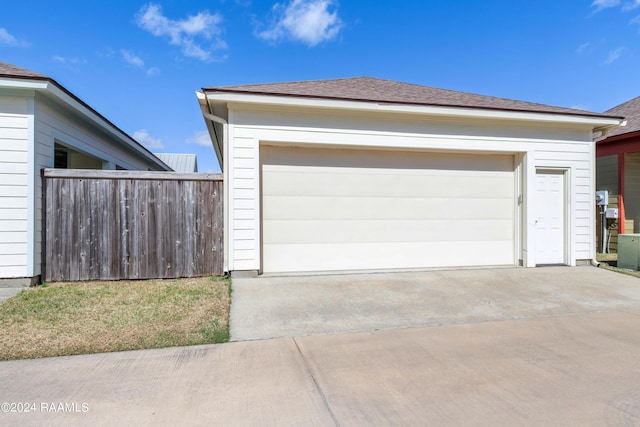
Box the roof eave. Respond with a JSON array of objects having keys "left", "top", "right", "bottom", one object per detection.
[
  {"left": 203, "top": 90, "right": 625, "bottom": 128},
  {"left": 44, "top": 83, "right": 171, "bottom": 170},
  {"left": 0, "top": 76, "right": 49, "bottom": 91},
  {"left": 196, "top": 91, "right": 224, "bottom": 170},
  {"left": 597, "top": 128, "right": 640, "bottom": 144},
  {"left": 1, "top": 74, "right": 171, "bottom": 171}
]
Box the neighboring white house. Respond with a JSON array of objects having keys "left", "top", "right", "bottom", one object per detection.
[
  {"left": 0, "top": 62, "right": 171, "bottom": 285},
  {"left": 154, "top": 153, "right": 198, "bottom": 172},
  {"left": 198, "top": 77, "right": 624, "bottom": 276}
]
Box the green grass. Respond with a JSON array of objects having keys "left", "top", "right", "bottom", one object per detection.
[{"left": 0, "top": 276, "right": 231, "bottom": 361}]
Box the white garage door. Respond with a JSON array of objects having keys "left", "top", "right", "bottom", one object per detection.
[{"left": 261, "top": 145, "right": 515, "bottom": 273}]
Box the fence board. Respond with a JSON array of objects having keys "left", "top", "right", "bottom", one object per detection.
[{"left": 43, "top": 169, "right": 223, "bottom": 281}]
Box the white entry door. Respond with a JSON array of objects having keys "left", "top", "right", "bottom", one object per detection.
[{"left": 535, "top": 170, "right": 565, "bottom": 265}]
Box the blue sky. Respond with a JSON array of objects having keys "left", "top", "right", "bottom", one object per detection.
[{"left": 2, "top": 0, "right": 640, "bottom": 172}]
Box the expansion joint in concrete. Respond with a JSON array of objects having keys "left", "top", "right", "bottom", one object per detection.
[{"left": 293, "top": 338, "right": 341, "bottom": 427}]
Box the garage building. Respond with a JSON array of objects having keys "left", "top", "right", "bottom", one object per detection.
[{"left": 197, "top": 77, "right": 623, "bottom": 275}]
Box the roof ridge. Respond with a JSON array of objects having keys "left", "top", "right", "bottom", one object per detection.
[
  {"left": 213, "top": 76, "right": 558, "bottom": 107},
  {"left": 219, "top": 76, "right": 376, "bottom": 89},
  {"left": 205, "top": 76, "right": 621, "bottom": 119}
]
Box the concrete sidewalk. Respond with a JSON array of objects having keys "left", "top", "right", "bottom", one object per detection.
[
  {"left": 0, "top": 282, "right": 27, "bottom": 303},
  {"left": 2, "top": 310, "right": 640, "bottom": 426},
  {"left": 231, "top": 266, "right": 640, "bottom": 340},
  {"left": 0, "top": 287, "right": 24, "bottom": 302}
]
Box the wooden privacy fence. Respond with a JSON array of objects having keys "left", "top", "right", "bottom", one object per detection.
[{"left": 43, "top": 170, "right": 223, "bottom": 282}]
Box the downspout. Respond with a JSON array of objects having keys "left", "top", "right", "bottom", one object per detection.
[{"left": 197, "top": 91, "right": 230, "bottom": 274}]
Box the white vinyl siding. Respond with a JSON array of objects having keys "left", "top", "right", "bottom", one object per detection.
[
  {"left": 534, "top": 135, "right": 592, "bottom": 259},
  {"left": 0, "top": 95, "right": 29, "bottom": 277},
  {"left": 226, "top": 105, "right": 597, "bottom": 271},
  {"left": 262, "top": 145, "right": 514, "bottom": 273},
  {"left": 35, "top": 96, "right": 160, "bottom": 172},
  {"left": 228, "top": 128, "right": 259, "bottom": 270},
  {"left": 1, "top": 78, "right": 172, "bottom": 281}
]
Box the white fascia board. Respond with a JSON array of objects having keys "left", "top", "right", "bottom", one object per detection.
[
  {"left": 0, "top": 77, "right": 48, "bottom": 90},
  {"left": 206, "top": 92, "right": 624, "bottom": 129}
]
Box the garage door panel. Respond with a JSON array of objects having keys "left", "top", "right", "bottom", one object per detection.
[
  {"left": 261, "top": 145, "right": 515, "bottom": 273},
  {"left": 263, "top": 219, "right": 514, "bottom": 244},
  {"left": 263, "top": 196, "right": 514, "bottom": 220},
  {"left": 262, "top": 145, "right": 513, "bottom": 172},
  {"left": 263, "top": 241, "right": 515, "bottom": 272},
  {"left": 263, "top": 170, "right": 513, "bottom": 198}
]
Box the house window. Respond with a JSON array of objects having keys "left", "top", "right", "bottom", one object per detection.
[
  {"left": 54, "top": 142, "right": 103, "bottom": 169},
  {"left": 54, "top": 146, "right": 68, "bottom": 168}
]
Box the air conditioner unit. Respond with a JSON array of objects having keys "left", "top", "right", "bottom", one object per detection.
[{"left": 618, "top": 234, "right": 640, "bottom": 270}]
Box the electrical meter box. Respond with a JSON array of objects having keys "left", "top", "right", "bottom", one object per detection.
[
  {"left": 596, "top": 190, "right": 609, "bottom": 206},
  {"left": 618, "top": 234, "right": 640, "bottom": 270},
  {"left": 605, "top": 208, "right": 619, "bottom": 219}
]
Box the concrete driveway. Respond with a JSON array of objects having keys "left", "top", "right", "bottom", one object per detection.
[
  {"left": 2, "top": 266, "right": 640, "bottom": 426},
  {"left": 230, "top": 266, "right": 640, "bottom": 340}
]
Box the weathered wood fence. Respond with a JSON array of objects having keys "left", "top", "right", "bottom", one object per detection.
[{"left": 43, "top": 170, "right": 223, "bottom": 282}]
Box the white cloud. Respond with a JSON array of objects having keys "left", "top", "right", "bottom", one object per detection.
[
  {"left": 121, "top": 50, "right": 145, "bottom": 68},
  {"left": 0, "top": 28, "right": 29, "bottom": 47},
  {"left": 133, "top": 129, "right": 164, "bottom": 149},
  {"left": 121, "top": 50, "right": 161, "bottom": 76},
  {"left": 603, "top": 46, "right": 625, "bottom": 64},
  {"left": 592, "top": 0, "right": 621, "bottom": 12},
  {"left": 135, "top": 3, "right": 226, "bottom": 62},
  {"left": 631, "top": 13, "right": 640, "bottom": 23},
  {"left": 52, "top": 55, "right": 87, "bottom": 66},
  {"left": 96, "top": 47, "right": 116, "bottom": 58},
  {"left": 147, "top": 67, "right": 160, "bottom": 76},
  {"left": 186, "top": 130, "right": 212, "bottom": 147},
  {"left": 576, "top": 42, "right": 591, "bottom": 54},
  {"left": 258, "top": 0, "right": 342, "bottom": 46},
  {"left": 623, "top": 0, "right": 640, "bottom": 10},
  {"left": 591, "top": 0, "right": 640, "bottom": 12}
]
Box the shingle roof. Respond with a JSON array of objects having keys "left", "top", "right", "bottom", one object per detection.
[
  {"left": 206, "top": 77, "right": 621, "bottom": 119},
  {"left": 0, "top": 61, "right": 48, "bottom": 79},
  {"left": 603, "top": 96, "right": 640, "bottom": 138}
]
